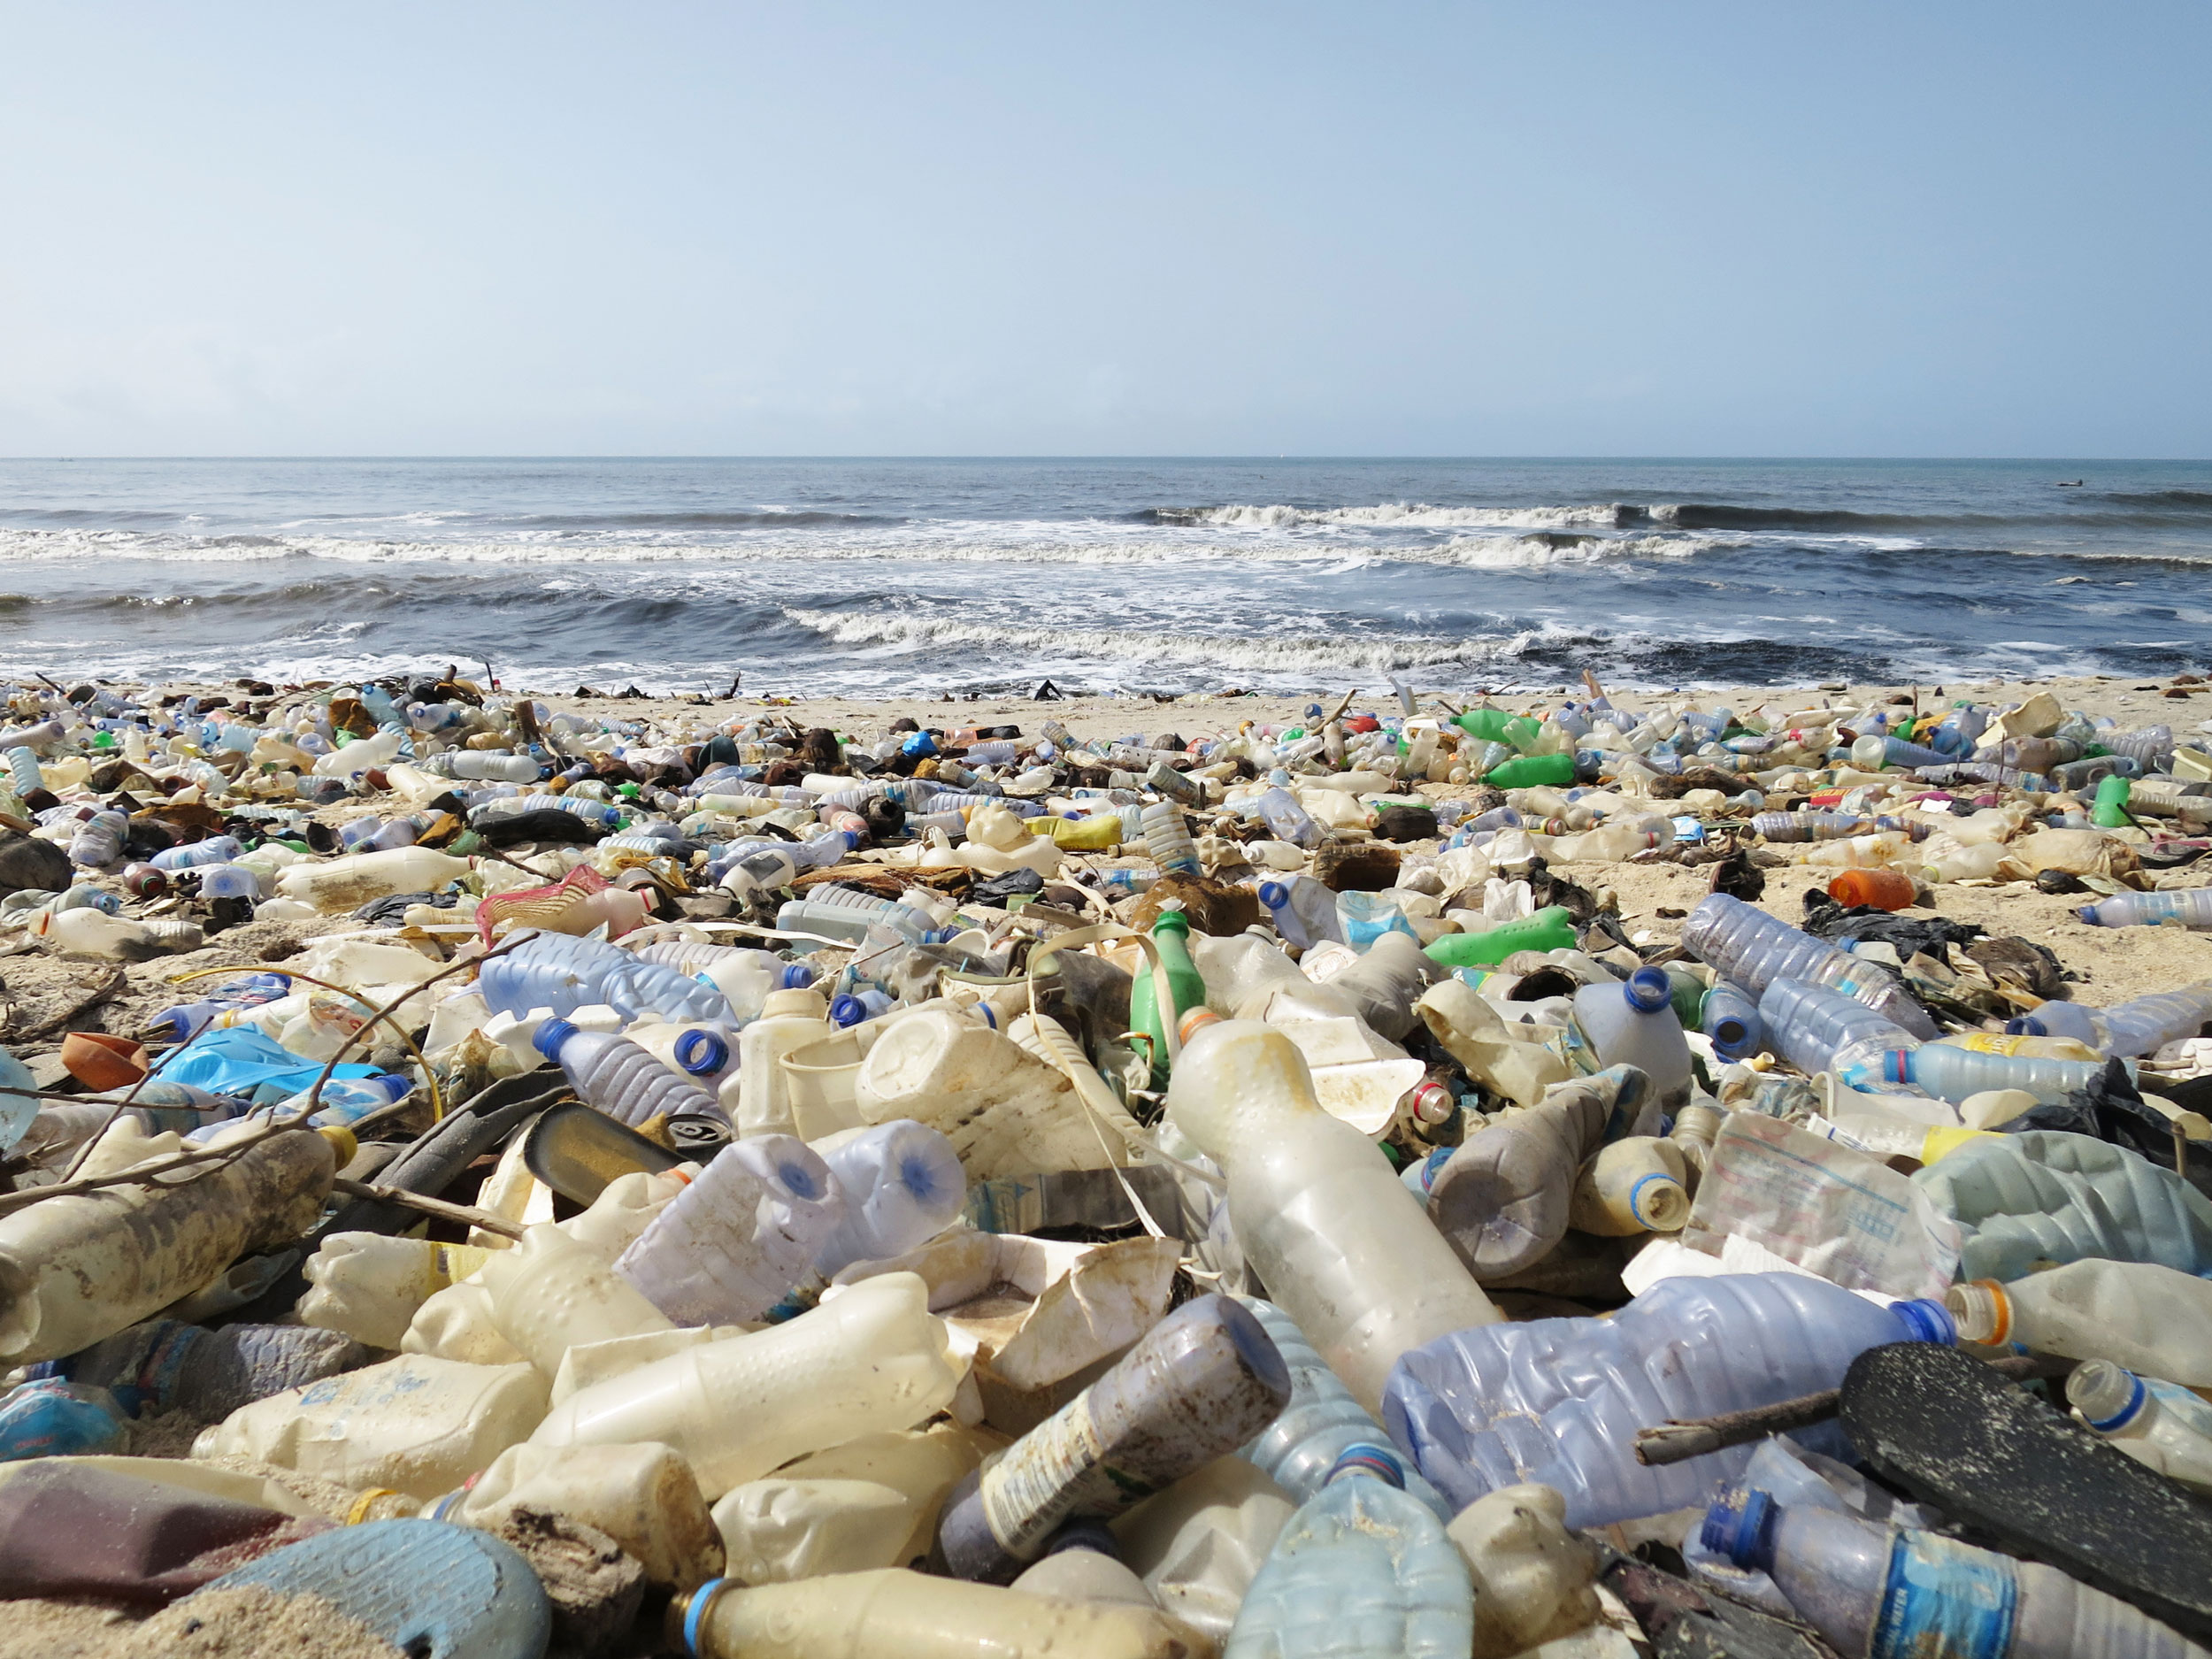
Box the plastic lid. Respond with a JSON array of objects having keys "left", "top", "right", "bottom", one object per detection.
[
  {"left": 777, "top": 963, "right": 816, "bottom": 990},
  {"left": 829, "top": 995, "right": 866, "bottom": 1028},
  {"left": 2006, "top": 1014, "right": 2047, "bottom": 1037},
  {"left": 1893, "top": 1296, "right": 1961, "bottom": 1347},
  {"left": 532, "top": 1018, "right": 577, "bottom": 1060},
  {"left": 1256, "top": 880, "right": 1288, "bottom": 909},
  {"left": 1701, "top": 1487, "right": 1778, "bottom": 1571},
  {"left": 762, "top": 987, "right": 828, "bottom": 1020},
  {"left": 1625, "top": 966, "right": 1673, "bottom": 1013},
  {"left": 672, "top": 1028, "right": 729, "bottom": 1076},
  {"left": 1325, "top": 1443, "right": 1406, "bottom": 1488},
  {"left": 2067, "top": 1360, "right": 2147, "bottom": 1432}
]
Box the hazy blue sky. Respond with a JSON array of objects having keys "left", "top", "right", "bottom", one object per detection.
[{"left": 3, "top": 4, "right": 2206, "bottom": 457}]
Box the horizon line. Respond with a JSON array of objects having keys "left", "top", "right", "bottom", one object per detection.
[{"left": 3, "top": 453, "right": 2208, "bottom": 465}]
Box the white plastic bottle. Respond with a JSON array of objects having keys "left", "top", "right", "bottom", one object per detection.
[
  {"left": 1946, "top": 1258, "right": 2212, "bottom": 1386},
  {"left": 479, "top": 1223, "right": 675, "bottom": 1375},
  {"left": 527, "top": 1271, "right": 959, "bottom": 1499},
  {"left": 2068, "top": 1362, "right": 2212, "bottom": 1494},
  {"left": 734, "top": 988, "right": 837, "bottom": 1138},
  {"left": 614, "top": 1136, "right": 843, "bottom": 1325},
  {"left": 1166, "top": 1021, "right": 1500, "bottom": 1414},
  {"left": 1571, "top": 967, "right": 1693, "bottom": 1107},
  {"left": 274, "top": 846, "right": 474, "bottom": 912},
  {"left": 26, "top": 908, "right": 161, "bottom": 961},
  {"left": 1567, "top": 1135, "right": 1690, "bottom": 1236},
  {"left": 299, "top": 1233, "right": 496, "bottom": 1351}
]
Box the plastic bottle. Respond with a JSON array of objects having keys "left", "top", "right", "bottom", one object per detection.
[
  {"left": 273, "top": 845, "right": 472, "bottom": 912},
  {"left": 1680, "top": 893, "right": 1938, "bottom": 1037},
  {"left": 1141, "top": 803, "right": 1201, "bottom": 878},
  {"left": 148, "top": 833, "right": 245, "bottom": 872},
  {"left": 478, "top": 929, "right": 732, "bottom": 1025},
  {"left": 446, "top": 1440, "right": 724, "bottom": 1589},
  {"left": 1256, "top": 873, "right": 1348, "bottom": 949},
  {"left": 536, "top": 1018, "right": 733, "bottom": 1133},
  {"left": 1843, "top": 1042, "right": 2112, "bottom": 1106},
  {"left": 480, "top": 1223, "right": 676, "bottom": 1374},
  {"left": 1916, "top": 1130, "right": 2212, "bottom": 1282},
  {"left": 1826, "top": 867, "right": 1919, "bottom": 910},
  {"left": 1946, "top": 1258, "right": 2212, "bottom": 1386},
  {"left": 626, "top": 1019, "right": 743, "bottom": 1090},
  {"left": 1238, "top": 1299, "right": 1454, "bottom": 1522},
  {"left": 1571, "top": 967, "right": 1693, "bottom": 1107},
  {"left": 1167, "top": 1022, "right": 1500, "bottom": 1414},
  {"left": 42, "top": 1318, "right": 360, "bottom": 1423},
  {"left": 2013, "top": 983, "right": 2212, "bottom": 1058},
  {"left": 1254, "top": 786, "right": 1323, "bottom": 849},
  {"left": 1482, "top": 752, "right": 1576, "bottom": 789},
  {"left": 776, "top": 895, "right": 938, "bottom": 948},
  {"left": 299, "top": 1233, "right": 497, "bottom": 1350},
  {"left": 811, "top": 1120, "right": 967, "bottom": 1277},
  {"left": 0, "top": 1379, "right": 127, "bottom": 1461},
  {"left": 528, "top": 1272, "right": 959, "bottom": 1500},
  {"left": 614, "top": 1136, "right": 842, "bottom": 1325},
  {"left": 1701, "top": 1490, "right": 2201, "bottom": 1659},
  {"left": 26, "top": 907, "right": 164, "bottom": 961},
  {"left": 1422, "top": 907, "right": 1577, "bottom": 970},
  {"left": 1382, "top": 1273, "right": 1955, "bottom": 1525},
  {"left": 935, "top": 1295, "right": 1293, "bottom": 1582},
  {"left": 65, "top": 809, "right": 127, "bottom": 869},
  {"left": 733, "top": 987, "right": 838, "bottom": 1139},
  {"left": 1336, "top": 889, "right": 1420, "bottom": 950},
  {"left": 2067, "top": 1363, "right": 2212, "bottom": 1494},
  {"left": 1757, "top": 977, "right": 1923, "bottom": 1079},
  {"left": 670, "top": 1569, "right": 1202, "bottom": 1659},
  {"left": 1700, "top": 981, "right": 1763, "bottom": 1061},
  {"left": 1128, "top": 908, "right": 1206, "bottom": 1087},
  {"left": 2078, "top": 890, "right": 2212, "bottom": 930},
  {"left": 1567, "top": 1136, "right": 1690, "bottom": 1235}
]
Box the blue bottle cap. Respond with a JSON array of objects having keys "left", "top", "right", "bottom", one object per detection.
[
  {"left": 1625, "top": 966, "right": 1673, "bottom": 1013},
  {"left": 777, "top": 963, "right": 815, "bottom": 990},
  {"left": 672, "top": 1028, "right": 729, "bottom": 1076},
  {"left": 1891, "top": 1297, "right": 1957, "bottom": 1346},
  {"left": 1256, "top": 880, "right": 1288, "bottom": 909},
  {"left": 830, "top": 995, "right": 865, "bottom": 1028},
  {"left": 1701, "top": 1486, "right": 1778, "bottom": 1571},
  {"left": 531, "top": 1018, "right": 577, "bottom": 1061},
  {"left": 1325, "top": 1443, "right": 1406, "bottom": 1487},
  {"left": 2006, "top": 1014, "right": 2047, "bottom": 1037}
]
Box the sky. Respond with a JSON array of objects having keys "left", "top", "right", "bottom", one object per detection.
[{"left": 1, "top": 4, "right": 2207, "bottom": 458}]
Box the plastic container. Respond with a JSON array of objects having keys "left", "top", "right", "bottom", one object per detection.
[
  {"left": 1700, "top": 982, "right": 1763, "bottom": 1061},
  {"left": 1167, "top": 1021, "right": 1500, "bottom": 1415},
  {"left": 1680, "top": 893, "right": 1938, "bottom": 1038},
  {"left": 1758, "top": 977, "right": 1923, "bottom": 1079},
  {"left": 272, "top": 845, "right": 472, "bottom": 911},
  {"left": 1567, "top": 1136, "right": 1690, "bottom": 1235},
  {"left": 529, "top": 1271, "right": 959, "bottom": 1499},
  {"left": 1916, "top": 1131, "right": 2212, "bottom": 1282},
  {"left": 1422, "top": 907, "right": 1576, "bottom": 970},
  {"left": 2011, "top": 982, "right": 2212, "bottom": 1059},
  {"left": 812, "top": 1120, "right": 968, "bottom": 1278},
  {"left": 2078, "top": 889, "right": 2212, "bottom": 929},
  {"left": 1571, "top": 967, "right": 1693, "bottom": 1106},
  {"left": 671, "top": 1569, "right": 1202, "bottom": 1659},
  {"left": 1128, "top": 908, "right": 1205, "bottom": 1087},
  {"left": 1382, "top": 1272, "right": 1955, "bottom": 1525},
  {"left": 1826, "top": 867, "right": 1919, "bottom": 910},
  {"left": 537, "top": 1018, "right": 732, "bottom": 1133},
  {"left": 1844, "top": 1042, "right": 2112, "bottom": 1106},
  {"left": 1702, "top": 1491, "right": 2200, "bottom": 1659},
  {"left": 2067, "top": 1362, "right": 2212, "bottom": 1494},
  {"left": 299, "top": 1233, "right": 495, "bottom": 1351},
  {"left": 481, "top": 1222, "right": 676, "bottom": 1374},
  {"left": 1225, "top": 1445, "right": 1471, "bottom": 1659},
  {"left": 614, "top": 1136, "right": 842, "bottom": 1325},
  {"left": 934, "top": 1294, "right": 1292, "bottom": 1582},
  {"left": 1256, "top": 873, "right": 1346, "bottom": 950},
  {"left": 478, "top": 928, "right": 733, "bottom": 1025},
  {"left": 733, "top": 987, "right": 838, "bottom": 1139},
  {"left": 1141, "top": 803, "right": 1202, "bottom": 878},
  {"left": 1946, "top": 1258, "right": 2212, "bottom": 1386}
]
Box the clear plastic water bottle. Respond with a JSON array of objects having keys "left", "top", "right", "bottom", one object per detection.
[
  {"left": 66, "top": 810, "right": 127, "bottom": 869},
  {"left": 535, "top": 1019, "right": 733, "bottom": 1132},
  {"left": 1702, "top": 1488, "right": 2201, "bottom": 1659},
  {"left": 1700, "top": 981, "right": 1763, "bottom": 1061},
  {"left": 2011, "top": 982, "right": 2212, "bottom": 1058},
  {"left": 478, "top": 930, "right": 732, "bottom": 1025},
  {"left": 614, "top": 1136, "right": 842, "bottom": 1325},
  {"left": 2068, "top": 1362, "right": 2212, "bottom": 1494},
  {"left": 1225, "top": 1445, "right": 1472, "bottom": 1659},
  {"left": 1839, "top": 1041, "right": 2113, "bottom": 1105},
  {"left": 1382, "top": 1272, "right": 1955, "bottom": 1525},
  {"left": 143, "top": 973, "right": 294, "bottom": 1043},
  {"left": 810, "top": 1119, "right": 966, "bottom": 1277},
  {"left": 150, "top": 834, "right": 244, "bottom": 872},
  {"left": 1256, "top": 873, "right": 1348, "bottom": 949},
  {"left": 1254, "top": 786, "right": 1323, "bottom": 849},
  {"left": 4, "top": 747, "right": 42, "bottom": 796},
  {"left": 2078, "top": 890, "right": 2212, "bottom": 930},
  {"left": 1142, "top": 803, "right": 1202, "bottom": 878},
  {"left": 1681, "top": 894, "right": 1937, "bottom": 1037},
  {"left": 1757, "top": 978, "right": 1922, "bottom": 1078}
]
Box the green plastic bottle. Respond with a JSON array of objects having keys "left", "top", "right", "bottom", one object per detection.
[
  {"left": 1451, "top": 709, "right": 1541, "bottom": 750},
  {"left": 1480, "top": 751, "right": 1577, "bottom": 789},
  {"left": 2092, "top": 774, "right": 2133, "bottom": 828},
  {"left": 1423, "top": 905, "right": 1577, "bottom": 969},
  {"left": 1129, "top": 906, "right": 1207, "bottom": 1086}
]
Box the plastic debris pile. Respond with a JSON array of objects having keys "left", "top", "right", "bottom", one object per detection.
[{"left": 0, "top": 669, "right": 2207, "bottom": 1657}]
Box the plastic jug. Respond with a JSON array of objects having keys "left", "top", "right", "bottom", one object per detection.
[
  {"left": 1946, "top": 1258, "right": 2212, "bottom": 1386},
  {"left": 936, "top": 1294, "right": 1292, "bottom": 1582},
  {"left": 615, "top": 1136, "right": 843, "bottom": 1325},
  {"left": 1166, "top": 1021, "right": 1500, "bottom": 1414},
  {"left": 528, "top": 1272, "right": 958, "bottom": 1499},
  {"left": 1225, "top": 1445, "right": 1471, "bottom": 1659},
  {"left": 481, "top": 1222, "right": 675, "bottom": 1374},
  {"left": 1702, "top": 1490, "right": 2200, "bottom": 1659},
  {"left": 1571, "top": 967, "right": 1693, "bottom": 1107},
  {"left": 1128, "top": 907, "right": 1205, "bottom": 1087},
  {"left": 811, "top": 1120, "right": 968, "bottom": 1277},
  {"left": 1915, "top": 1131, "right": 2212, "bottom": 1282},
  {"left": 2068, "top": 1363, "right": 2212, "bottom": 1495},
  {"left": 1382, "top": 1272, "right": 1955, "bottom": 1526},
  {"left": 734, "top": 988, "right": 838, "bottom": 1138},
  {"left": 299, "top": 1233, "right": 495, "bottom": 1351}
]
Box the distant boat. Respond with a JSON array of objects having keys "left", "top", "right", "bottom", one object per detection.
[{"left": 2055, "top": 479, "right": 2085, "bottom": 487}]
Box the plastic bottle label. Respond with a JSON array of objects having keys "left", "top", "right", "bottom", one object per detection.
[
  {"left": 978, "top": 1393, "right": 1138, "bottom": 1557},
  {"left": 1871, "top": 1530, "right": 2016, "bottom": 1659}
]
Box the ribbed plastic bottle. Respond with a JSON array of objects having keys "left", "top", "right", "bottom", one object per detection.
[
  {"left": 1237, "top": 1299, "right": 1453, "bottom": 1522},
  {"left": 2012, "top": 983, "right": 2212, "bottom": 1058},
  {"left": 935, "top": 1295, "right": 1292, "bottom": 1583},
  {"left": 1841, "top": 1041, "right": 2113, "bottom": 1106},
  {"left": 1166, "top": 1022, "right": 1499, "bottom": 1415},
  {"left": 1681, "top": 894, "right": 1938, "bottom": 1037},
  {"left": 1700, "top": 981, "right": 1763, "bottom": 1061},
  {"left": 1757, "top": 977, "right": 1923, "bottom": 1078},
  {"left": 1571, "top": 967, "right": 1693, "bottom": 1106},
  {"left": 1141, "top": 803, "right": 1202, "bottom": 878},
  {"left": 2078, "top": 890, "right": 2212, "bottom": 930},
  {"left": 1225, "top": 1445, "right": 1472, "bottom": 1659},
  {"left": 614, "top": 1136, "right": 842, "bottom": 1325},
  {"left": 1946, "top": 1258, "right": 2212, "bottom": 1386},
  {"left": 478, "top": 930, "right": 733, "bottom": 1025},
  {"left": 65, "top": 810, "right": 127, "bottom": 869},
  {"left": 535, "top": 1019, "right": 733, "bottom": 1133},
  {"left": 2068, "top": 1363, "right": 2212, "bottom": 1494},
  {"left": 1702, "top": 1490, "right": 2203, "bottom": 1659},
  {"left": 1381, "top": 1272, "right": 1955, "bottom": 1525}
]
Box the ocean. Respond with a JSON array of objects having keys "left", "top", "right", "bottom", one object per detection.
[{"left": 0, "top": 457, "right": 2205, "bottom": 698}]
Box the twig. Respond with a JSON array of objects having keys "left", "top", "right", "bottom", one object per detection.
[{"left": 331, "top": 1175, "right": 526, "bottom": 1240}]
